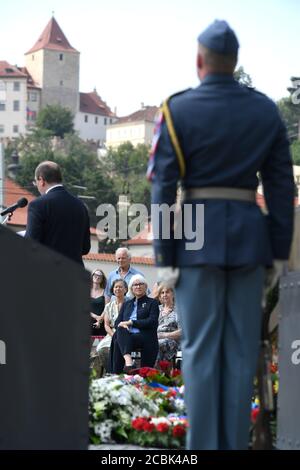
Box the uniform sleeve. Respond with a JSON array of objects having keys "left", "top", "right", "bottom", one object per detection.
[
  {"left": 261, "top": 113, "right": 294, "bottom": 259},
  {"left": 149, "top": 116, "right": 181, "bottom": 266}
]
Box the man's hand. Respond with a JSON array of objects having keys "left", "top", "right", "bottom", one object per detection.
[
  {"left": 265, "top": 260, "right": 286, "bottom": 291},
  {"left": 157, "top": 267, "right": 180, "bottom": 289},
  {"left": 262, "top": 260, "right": 285, "bottom": 308}
]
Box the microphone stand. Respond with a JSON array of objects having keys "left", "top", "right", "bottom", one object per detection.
[{"left": 1, "top": 212, "right": 12, "bottom": 225}]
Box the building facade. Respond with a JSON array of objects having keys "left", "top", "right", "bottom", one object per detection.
[
  {"left": 106, "top": 105, "right": 158, "bottom": 148},
  {"left": 0, "top": 62, "right": 28, "bottom": 139},
  {"left": 0, "top": 17, "right": 115, "bottom": 143}
]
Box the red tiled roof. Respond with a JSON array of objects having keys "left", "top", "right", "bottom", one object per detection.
[
  {"left": 4, "top": 178, "right": 36, "bottom": 227},
  {"left": 83, "top": 252, "right": 154, "bottom": 265},
  {"left": 0, "top": 61, "right": 27, "bottom": 78},
  {"left": 123, "top": 223, "right": 153, "bottom": 245},
  {"left": 80, "top": 91, "right": 115, "bottom": 117},
  {"left": 18, "top": 67, "right": 41, "bottom": 89},
  {"left": 114, "top": 106, "right": 159, "bottom": 125},
  {"left": 25, "top": 17, "right": 78, "bottom": 54}
]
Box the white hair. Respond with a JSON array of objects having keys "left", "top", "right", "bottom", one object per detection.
[
  {"left": 128, "top": 274, "right": 148, "bottom": 296},
  {"left": 115, "top": 247, "right": 131, "bottom": 260}
]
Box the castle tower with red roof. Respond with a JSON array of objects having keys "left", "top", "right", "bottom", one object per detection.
[{"left": 24, "top": 16, "right": 79, "bottom": 115}]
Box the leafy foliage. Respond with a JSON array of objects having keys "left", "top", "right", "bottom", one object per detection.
[
  {"left": 277, "top": 97, "right": 300, "bottom": 143},
  {"left": 36, "top": 104, "right": 74, "bottom": 137},
  {"left": 234, "top": 66, "right": 253, "bottom": 87},
  {"left": 102, "top": 142, "right": 151, "bottom": 208}
]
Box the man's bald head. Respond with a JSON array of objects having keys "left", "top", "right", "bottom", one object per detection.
[{"left": 35, "top": 161, "right": 62, "bottom": 184}]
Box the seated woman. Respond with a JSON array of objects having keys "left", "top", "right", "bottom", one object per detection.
[
  {"left": 156, "top": 284, "right": 181, "bottom": 363},
  {"left": 111, "top": 274, "right": 159, "bottom": 374},
  {"left": 95, "top": 279, "right": 128, "bottom": 374}
]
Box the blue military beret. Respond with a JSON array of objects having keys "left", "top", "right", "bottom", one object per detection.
[{"left": 197, "top": 20, "right": 239, "bottom": 55}]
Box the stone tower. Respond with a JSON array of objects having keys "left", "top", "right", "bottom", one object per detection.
[{"left": 24, "top": 17, "right": 80, "bottom": 115}]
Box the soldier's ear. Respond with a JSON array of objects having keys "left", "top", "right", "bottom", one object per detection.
[{"left": 197, "top": 53, "right": 204, "bottom": 70}]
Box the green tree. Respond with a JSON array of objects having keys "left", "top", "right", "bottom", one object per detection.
[
  {"left": 277, "top": 98, "right": 300, "bottom": 143},
  {"left": 14, "top": 132, "right": 118, "bottom": 229},
  {"left": 234, "top": 66, "right": 253, "bottom": 86},
  {"left": 291, "top": 140, "right": 300, "bottom": 165},
  {"left": 36, "top": 104, "right": 74, "bottom": 138},
  {"left": 102, "top": 142, "right": 151, "bottom": 208}
]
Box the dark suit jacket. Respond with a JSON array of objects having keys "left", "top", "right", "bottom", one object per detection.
[
  {"left": 115, "top": 295, "right": 159, "bottom": 340},
  {"left": 26, "top": 186, "right": 91, "bottom": 264}
]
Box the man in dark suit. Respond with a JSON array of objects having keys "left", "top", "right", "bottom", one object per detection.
[
  {"left": 148, "top": 20, "right": 294, "bottom": 449},
  {"left": 26, "top": 161, "right": 91, "bottom": 264}
]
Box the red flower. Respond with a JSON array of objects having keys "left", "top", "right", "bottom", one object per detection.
[
  {"left": 146, "top": 370, "right": 158, "bottom": 378},
  {"left": 270, "top": 363, "right": 278, "bottom": 374},
  {"left": 139, "top": 367, "right": 158, "bottom": 378},
  {"left": 156, "top": 422, "right": 169, "bottom": 433},
  {"left": 172, "top": 425, "right": 186, "bottom": 438},
  {"left": 132, "top": 417, "right": 148, "bottom": 431},
  {"left": 167, "top": 389, "right": 177, "bottom": 398},
  {"left": 251, "top": 408, "right": 260, "bottom": 423},
  {"left": 171, "top": 369, "right": 181, "bottom": 378},
  {"left": 159, "top": 360, "right": 171, "bottom": 371},
  {"left": 143, "top": 422, "right": 155, "bottom": 433}
]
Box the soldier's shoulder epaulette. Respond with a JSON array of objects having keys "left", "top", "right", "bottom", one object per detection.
[
  {"left": 244, "top": 85, "right": 267, "bottom": 98},
  {"left": 166, "top": 88, "right": 192, "bottom": 103}
]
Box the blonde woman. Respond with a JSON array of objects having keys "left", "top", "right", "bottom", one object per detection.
[{"left": 157, "top": 284, "right": 181, "bottom": 362}]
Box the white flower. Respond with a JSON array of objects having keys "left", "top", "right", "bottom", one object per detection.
[{"left": 150, "top": 417, "right": 171, "bottom": 425}]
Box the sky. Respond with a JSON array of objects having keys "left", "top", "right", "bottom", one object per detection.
[{"left": 1, "top": 0, "right": 298, "bottom": 116}]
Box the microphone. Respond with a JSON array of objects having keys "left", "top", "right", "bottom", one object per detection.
[{"left": 1, "top": 197, "right": 28, "bottom": 217}]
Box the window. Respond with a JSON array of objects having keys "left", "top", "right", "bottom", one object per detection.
[
  {"left": 13, "top": 100, "right": 20, "bottom": 111},
  {"left": 104, "top": 118, "right": 107, "bottom": 125},
  {"left": 28, "top": 92, "right": 37, "bottom": 102},
  {"left": 13, "top": 125, "right": 19, "bottom": 133},
  {"left": 0, "top": 81, "right": 6, "bottom": 91},
  {"left": 95, "top": 117, "right": 98, "bottom": 124},
  {"left": 84, "top": 115, "right": 88, "bottom": 123},
  {"left": 0, "top": 125, "right": 4, "bottom": 133},
  {"left": 110, "top": 118, "right": 113, "bottom": 124},
  {"left": 32, "top": 55, "right": 34, "bottom": 61},
  {"left": 0, "top": 101, "right": 5, "bottom": 111},
  {"left": 59, "top": 53, "right": 63, "bottom": 61},
  {"left": 13, "top": 82, "right": 20, "bottom": 91},
  {"left": 60, "top": 80, "right": 64, "bottom": 86},
  {"left": 27, "top": 110, "right": 37, "bottom": 122}
]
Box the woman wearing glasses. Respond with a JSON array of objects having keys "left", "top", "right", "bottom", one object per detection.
[
  {"left": 111, "top": 274, "right": 159, "bottom": 374},
  {"left": 90, "top": 269, "right": 107, "bottom": 337}
]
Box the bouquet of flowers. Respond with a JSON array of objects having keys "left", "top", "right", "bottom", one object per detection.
[
  {"left": 128, "top": 416, "right": 187, "bottom": 449},
  {"left": 90, "top": 375, "right": 159, "bottom": 444},
  {"left": 135, "top": 361, "right": 184, "bottom": 387}
]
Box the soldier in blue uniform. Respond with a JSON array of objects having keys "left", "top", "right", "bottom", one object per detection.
[{"left": 148, "top": 20, "right": 294, "bottom": 449}]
